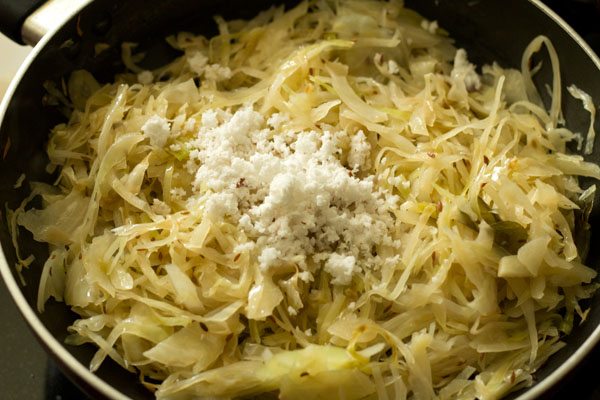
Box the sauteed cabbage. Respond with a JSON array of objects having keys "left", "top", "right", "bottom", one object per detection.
[{"left": 10, "top": 0, "right": 600, "bottom": 399}]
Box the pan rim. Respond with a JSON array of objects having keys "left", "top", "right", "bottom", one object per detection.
[{"left": 0, "top": 1, "right": 599, "bottom": 400}]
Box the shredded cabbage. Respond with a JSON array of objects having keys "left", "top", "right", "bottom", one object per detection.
[
  {"left": 11, "top": 1, "right": 600, "bottom": 399},
  {"left": 568, "top": 84, "right": 597, "bottom": 155}
]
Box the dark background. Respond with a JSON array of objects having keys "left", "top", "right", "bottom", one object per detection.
[{"left": 1, "top": 0, "right": 600, "bottom": 399}]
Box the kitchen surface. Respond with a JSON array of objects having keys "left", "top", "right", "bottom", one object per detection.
[{"left": 1, "top": 1, "right": 600, "bottom": 399}]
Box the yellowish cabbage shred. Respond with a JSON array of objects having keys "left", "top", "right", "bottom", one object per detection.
[{"left": 12, "top": 1, "right": 600, "bottom": 399}]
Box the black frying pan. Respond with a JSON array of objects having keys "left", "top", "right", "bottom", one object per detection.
[{"left": 1, "top": 1, "right": 600, "bottom": 399}]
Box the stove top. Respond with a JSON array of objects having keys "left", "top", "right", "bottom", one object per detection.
[
  {"left": 1, "top": 1, "right": 600, "bottom": 399},
  {"left": 0, "top": 278, "right": 88, "bottom": 400}
]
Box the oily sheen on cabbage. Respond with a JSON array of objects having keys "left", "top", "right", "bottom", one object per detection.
[{"left": 10, "top": 1, "right": 600, "bottom": 399}]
